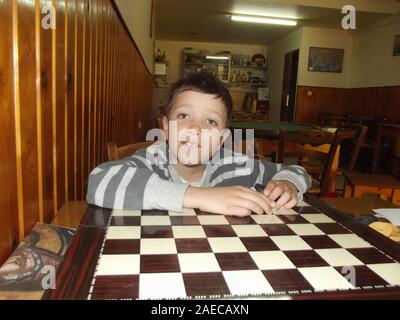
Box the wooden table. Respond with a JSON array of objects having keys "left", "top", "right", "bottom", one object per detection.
[
  {"left": 321, "top": 197, "right": 399, "bottom": 216},
  {"left": 42, "top": 196, "right": 400, "bottom": 300},
  {"left": 342, "top": 170, "right": 400, "bottom": 206},
  {"left": 372, "top": 123, "right": 400, "bottom": 173},
  {"left": 320, "top": 115, "right": 348, "bottom": 128}
]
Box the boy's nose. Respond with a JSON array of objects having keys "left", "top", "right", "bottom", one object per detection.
[{"left": 187, "top": 123, "right": 201, "bottom": 135}]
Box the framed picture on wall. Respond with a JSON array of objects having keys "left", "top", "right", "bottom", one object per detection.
[
  {"left": 308, "top": 47, "right": 344, "bottom": 73},
  {"left": 393, "top": 34, "right": 400, "bottom": 56}
]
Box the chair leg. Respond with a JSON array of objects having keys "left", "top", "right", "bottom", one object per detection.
[
  {"left": 392, "top": 189, "right": 400, "bottom": 206},
  {"left": 343, "top": 180, "right": 353, "bottom": 198}
]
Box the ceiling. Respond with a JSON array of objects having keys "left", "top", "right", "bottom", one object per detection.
[{"left": 155, "top": 0, "right": 400, "bottom": 45}]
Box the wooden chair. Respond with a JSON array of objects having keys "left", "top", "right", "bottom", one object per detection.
[
  {"left": 253, "top": 129, "right": 284, "bottom": 163},
  {"left": 283, "top": 129, "right": 342, "bottom": 197},
  {"left": 340, "top": 125, "right": 368, "bottom": 171},
  {"left": 107, "top": 141, "right": 154, "bottom": 161}
]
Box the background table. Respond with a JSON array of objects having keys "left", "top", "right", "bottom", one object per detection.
[
  {"left": 321, "top": 197, "right": 398, "bottom": 216},
  {"left": 230, "top": 120, "right": 319, "bottom": 132}
]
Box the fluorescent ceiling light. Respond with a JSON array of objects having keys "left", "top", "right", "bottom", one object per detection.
[
  {"left": 231, "top": 14, "right": 297, "bottom": 26},
  {"left": 206, "top": 56, "right": 230, "bottom": 60}
]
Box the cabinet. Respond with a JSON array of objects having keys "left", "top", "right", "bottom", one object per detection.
[
  {"left": 229, "top": 54, "right": 267, "bottom": 89},
  {"left": 183, "top": 51, "right": 230, "bottom": 83}
]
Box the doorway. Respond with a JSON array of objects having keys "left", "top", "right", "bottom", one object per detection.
[{"left": 280, "top": 49, "right": 299, "bottom": 122}]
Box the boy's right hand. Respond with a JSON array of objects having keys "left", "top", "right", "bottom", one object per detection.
[{"left": 183, "top": 186, "right": 275, "bottom": 217}]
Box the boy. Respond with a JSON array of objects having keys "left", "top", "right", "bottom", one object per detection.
[{"left": 87, "top": 73, "right": 311, "bottom": 216}]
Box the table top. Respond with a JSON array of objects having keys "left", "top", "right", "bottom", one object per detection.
[
  {"left": 321, "top": 197, "right": 398, "bottom": 217},
  {"left": 229, "top": 120, "right": 319, "bottom": 131},
  {"left": 43, "top": 196, "right": 400, "bottom": 300},
  {"left": 342, "top": 170, "right": 400, "bottom": 189}
]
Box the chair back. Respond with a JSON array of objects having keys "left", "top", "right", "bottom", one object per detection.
[
  {"left": 253, "top": 129, "right": 285, "bottom": 163},
  {"left": 283, "top": 129, "right": 342, "bottom": 196},
  {"left": 107, "top": 141, "right": 154, "bottom": 161}
]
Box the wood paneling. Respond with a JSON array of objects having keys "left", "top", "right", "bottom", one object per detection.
[
  {"left": 295, "top": 85, "right": 400, "bottom": 124},
  {"left": 0, "top": 0, "right": 154, "bottom": 264},
  {"left": 0, "top": 0, "right": 18, "bottom": 263}
]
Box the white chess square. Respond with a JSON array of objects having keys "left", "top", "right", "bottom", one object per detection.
[
  {"left": 141, "top": 216, "right": 171, "bottom": 226},
  {"left": 223, "top": 270, "right": 275, "bottom": 296},
  {"left": 272, "top": 208, "right": 298, "bottom": 215},
  {"left": 208, "top": 237, "right": 247, "bottom": 253},
  {"left": 112, "top": 209, "right": 142, "bottom": 217},
  {"left": 301, "top": 214, "right": 335, "bottom": 224},
  {"left": 172, "top": 226, "right": 206, "bottom": 239},
  {"left": 178, "top": 253, "right": 221, "bottom": 273},
  {"left": 288, "top": 224, "right": 325, "bottom": 236},
  {"left": 139, "top": 273, "right": 186, "bottom": 299},
  {"left": 250, "top": 251, "right": 296, "bottom": 270},
  {"left": 168, "top": 208, "right": 197, "bottom": 216},
  {"left": 232, "top": 225, "right": 267, "bottom": 237},
  {"left": 270, "top": 236, "right": 312, "bottom": 251},
  {"left": 140, "top": 239, "right": 177, "bottom": 255},
  {"left": 315, "top": 248, "right": 364, "bottom": 267},
  {"left": 198, "top": 216, "right": 229, "bottom": 225},
  {"left": 251, "top": 215, "right": 283, "bottom": 225},
  {"left": 367, "top": 263, "right": 400, "bottom": 285},
  {"left": 106, "top": 226, "right": 141, "bottom": 240},
  {"left": 329, "top": 234, "right": 372, "bottom": 249},
  {"left": 96, "top": 254, "right": 140, "bottom": 276},
  {"left": 298, "top": 267, "right": 355, "bottom": 291},
  {"left": 297, "top": 201, "right": 311, "bottom": 207}
]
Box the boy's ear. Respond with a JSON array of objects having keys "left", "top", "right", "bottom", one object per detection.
[
  {"left": 162, "top": 116, "right": 169, "bottom": 136},
  {"left": 219, "top": 128, "right": 231, "bottom": 146}
]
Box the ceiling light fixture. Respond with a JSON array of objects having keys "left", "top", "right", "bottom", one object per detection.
[
  {"left": 206, "top": 56, "right": 230, "bottom": 60},
  {"left": 231, "top": 14, "right": 298, "bottom": 26}
]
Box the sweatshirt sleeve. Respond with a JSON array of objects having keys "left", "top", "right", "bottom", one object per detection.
[
  {"left": 258, "top": 160, "right": 312, "bottom": 202},
  {"left": 86, "top": 152, "right": 189, "bottom": 212}
]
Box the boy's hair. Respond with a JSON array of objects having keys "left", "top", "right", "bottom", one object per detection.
[{"left": 167, "top": 73, "right": 233, "bottom": 120}]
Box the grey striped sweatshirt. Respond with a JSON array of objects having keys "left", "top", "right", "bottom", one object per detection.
[{"left": 86, "top": 142, "right": 312, "bottom": 212}]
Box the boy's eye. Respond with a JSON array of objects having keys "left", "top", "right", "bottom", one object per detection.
[
  {"left": 177, "top": 113, "right": 188, "bottom": 119},
  {"left": 206, "top": 119, "right": 218, "bottom": 126}
]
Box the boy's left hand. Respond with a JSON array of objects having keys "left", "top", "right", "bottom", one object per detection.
[{"left": 264, "top": 180, "right": 298, "bottom": 209}]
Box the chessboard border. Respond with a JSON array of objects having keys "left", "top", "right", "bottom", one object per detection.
[{"left": 43, "top": 195, "right": 400, "bottom": 300}]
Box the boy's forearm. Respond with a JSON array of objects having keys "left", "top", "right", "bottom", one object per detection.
[
  {"left": 271, "top": 165, "right": 312, "bottom": 195},
  {"left": 183, "top": 186, "right": 203, "bottom": 209}
]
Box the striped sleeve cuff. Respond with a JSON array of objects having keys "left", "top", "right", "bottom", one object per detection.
[{"left": 143, "top": 174, "right": 190, "bottom": 212}]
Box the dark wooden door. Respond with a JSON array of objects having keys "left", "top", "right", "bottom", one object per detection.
[{"left": 280, "top": 49, "right": 299, "bottom": 122}]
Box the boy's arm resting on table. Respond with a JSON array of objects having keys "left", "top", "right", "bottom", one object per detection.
[
  {"left": 270, "top": 163, "right": 312, "bottom": 197},
  {"left": 86, "top": 155, "right": 189, "bottom": 212},
  {"left": 256, "top": 160, "right": 312, "bottom": 203}
]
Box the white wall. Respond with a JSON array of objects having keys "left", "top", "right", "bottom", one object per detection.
[
  {"left": 298, "top": 27, "right": 353, "bottom": 88},
  {"left": 114, "top": 0, "right": 155, "bottom": 72},
  {"left": 350, "top": 15, "right": 400, "bottom": 88},
  {"left": 155, "top": 40, "right": 268, "bottom": 84},
  {"left": 267, "top": 28, "right": 303, "bottom": 120}
]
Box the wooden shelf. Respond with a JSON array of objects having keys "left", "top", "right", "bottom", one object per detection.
[{"left": 231, "top": 65, "right": 267, "bottom": 70}]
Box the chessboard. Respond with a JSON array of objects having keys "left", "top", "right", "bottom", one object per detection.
[{"left": 74, "top": 200, "right": 400, "bottom": 300}]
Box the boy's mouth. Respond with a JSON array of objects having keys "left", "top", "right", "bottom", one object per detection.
[
  {"left": 181, "top": 142, "right": 201, "bottom": 148},
  {"left": 180, "top": 138, "right": 201, "bottom": 147}
]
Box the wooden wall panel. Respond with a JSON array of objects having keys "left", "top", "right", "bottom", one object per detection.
[
  {"left": 295, "top": 85, "right": 400, "bottom": 124},
  {"left": 17, "top": 0, "right": 40, "bottom": 237},
  {"left": 0, "top": 0, "right": 154, "bottom": 264},
  {"left": 0, "top": 0, "right": 18, "bottom": 263},
  {"left": 66, "top": 0, "right": 76, "bottom": 203},
  {"left": 75, "top": 0, "right": 84, "bottom": 201},
  {"left": 55, "top": 0, "right": 66, "bottom": 211},
  {"left": 39, "top": 0, "right": 55, "bottom": 225}
]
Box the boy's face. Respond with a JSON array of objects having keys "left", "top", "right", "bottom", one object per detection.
[{"left": 163, "top": 90, "right": 229, "bottom": 166}]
